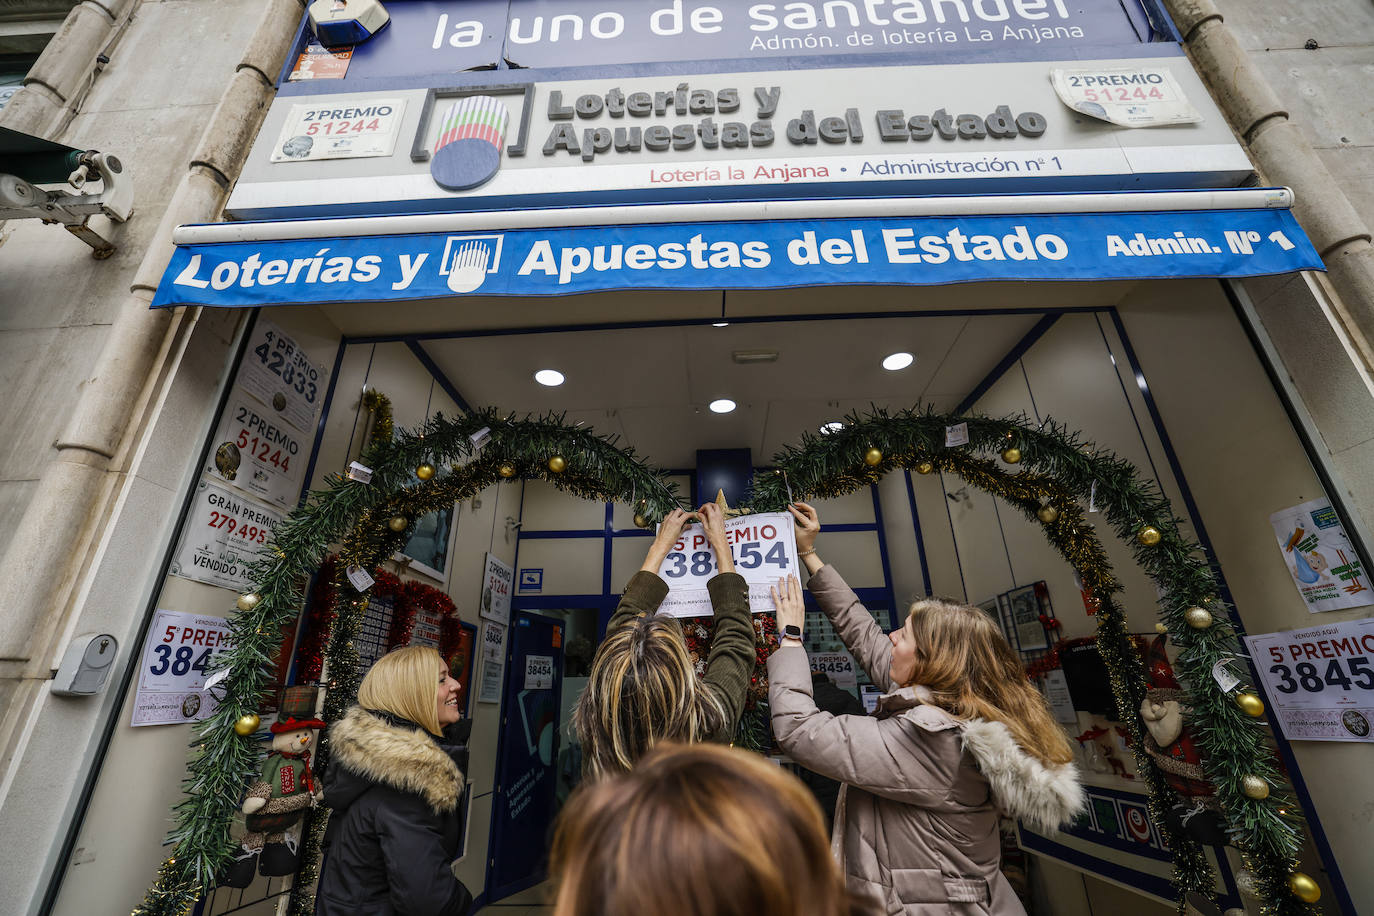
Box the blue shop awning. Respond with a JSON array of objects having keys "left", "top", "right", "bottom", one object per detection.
[{"left": 152, "top": 190, "right": 1322, "bottom": 308}]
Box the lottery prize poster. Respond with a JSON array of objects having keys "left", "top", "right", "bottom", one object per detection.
[
  {"left": 170, "top": 480, "right": 284, "bottom": 590},
  {"left": 238, "top": 319, "right": 326, "bottom": 435},
  {"left": 1270, "top": 498, "right": 1374, "bottom": 613},
  {"left": 810, "top": 651, "right": 858, "bottom": 690},
  {"left": 271, "top": 98, "right": 407, "bottom": 162},
  {"left": 1243, "top": 617, "right": 1374, "bottom": 742},
  {"left": 132, "top": 610, "right": 233, "bottom": 727},
  {"left": 655, "top": 512, "right": 799, "bottom": 618},
  {"left": 479, "top": 553, "right": 514, "bottom": 624},
  {"left": 478, "top": 620, "right": 507, "bottom": 704}
]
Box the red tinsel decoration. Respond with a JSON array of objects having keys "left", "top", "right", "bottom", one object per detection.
[
  {"left": 683, "top": 613, "right": 779, "bottom": 710},
  {"left": 1024, "top": 641, "right": 1065, "bottom": 681}
]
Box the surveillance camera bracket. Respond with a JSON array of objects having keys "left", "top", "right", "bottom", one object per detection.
[{"left": 0, "top": 150, "right": 133, "bottom": 258}]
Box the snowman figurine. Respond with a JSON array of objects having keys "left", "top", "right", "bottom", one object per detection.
[{"left": 222, "top": 714, "right": 326, "bottom": 887}]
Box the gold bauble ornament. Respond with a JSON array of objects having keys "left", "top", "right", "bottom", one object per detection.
[
  {"left": 1036, "top": 505, "right": 1059, "bottom": 524},
  {"left": 1001, "top": 447, "right": 1022, "bottom": 464},
  {"left": 233, "top": 713, "right": 261, "bottom": 736},
  {"left": 634, "top": 514, "right": 651, "bottom": 529},
  {"left": 388, "top": 516, "right": 409, "bottom": 532},
  {"left": 1240, "top": 775, "right": 1270, "bottom": 799},
  {"left": 1185, "top": 606, "right": 1214, "bottom": 629},
  {"left": 547, "top": 455, "right": 567, "bottom": 474},
  {"left": 498, "top": 463, "right": 517, "bottom": 478},
  {"left": 1288, "top": 872, "right": 1321, "bottom": 903},
  {"left": 1235, "top": 692, "right": 1266, "bottom": 717},
  {"left": 864, "top": 447, "right": 883, "bottom": 467},
  {"left": 914, "top": 460, "right": 935, "bottom": 475},
  {"left": 235, "top": 592, "right": 261, "bottom": 612},
  {"left": 416, "top": 463, "right": 436, "bottom": 481},
  {"left": 1137, "top": 525, "right": 1163, "bottom": 546}
]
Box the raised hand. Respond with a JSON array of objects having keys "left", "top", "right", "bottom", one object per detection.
[
  {"left": 642, "top": 507, "right": 695, "bottom": 574},
  {"left": 770, "top": 575, "right": 806, "bottom": 640},
  {"left": 698, "top": 502, "right": 735, "bottom": 574},
  {"left": 787, "top": 502, "right": 820, "bottom": 553}
]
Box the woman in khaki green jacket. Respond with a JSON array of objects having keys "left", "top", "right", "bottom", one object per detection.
[
  {"left": 768, "top": 503, "right": 1084, "bottom": 916},
  {"left": 574, "top": 501, "right": 755, "bottom": 779}
]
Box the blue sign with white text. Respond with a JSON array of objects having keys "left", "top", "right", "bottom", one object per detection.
[{"left": 153, "top": 208, "right": 1321, "bottom": 309}]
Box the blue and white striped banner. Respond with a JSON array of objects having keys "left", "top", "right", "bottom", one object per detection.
[{"left": 153, "top": 208, "right": 1321, "bottom": 308}]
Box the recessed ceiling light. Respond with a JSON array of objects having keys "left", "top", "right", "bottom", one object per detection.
[
  {"left": 820, "top": 421, "right": 844, "bottom": 434},
  {"left": 534, "top": 369, "right": 565, "bottom": 386},
  {"left": 882, "top": 352, "right": 914, "bottom": 371},
  {"left": 709, "top": 399, "right": 736, "bottom": 414},
  {"left": 712, "top": 321, "right": 729, "bottom": 327}
]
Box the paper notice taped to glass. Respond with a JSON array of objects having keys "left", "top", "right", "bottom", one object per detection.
[{"left": 1050, "top": 67, "right": 1202, "bottom": 127}]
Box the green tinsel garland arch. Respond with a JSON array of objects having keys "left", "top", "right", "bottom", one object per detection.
[
  {"left": 743, "top": 407, "right": 1316, "bottom": 915},
  {"left": 135, "top": 408, "right": 677, "bottom": 916}
]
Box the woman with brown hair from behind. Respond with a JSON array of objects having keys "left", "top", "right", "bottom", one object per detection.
[
  {"left": 768, "top": 502, "right": 1084, "bottom": 915},
  {"left": 550, "top": 742, "right": 876, "bottom": 916}
]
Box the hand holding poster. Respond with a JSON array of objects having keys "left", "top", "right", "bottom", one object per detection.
[
  {"left": 655, "top": 511, "right": 798, "bottom": 618},
  {"left": 132, "top": 610, "right": 234, "bottom": 727},
  {"left": 1243, "top": 617, "right": 1374, "bottom": 742}
]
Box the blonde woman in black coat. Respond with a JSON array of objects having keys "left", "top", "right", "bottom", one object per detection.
[{"left": 316, "top": 646, "right": 473, "bottom": 916}]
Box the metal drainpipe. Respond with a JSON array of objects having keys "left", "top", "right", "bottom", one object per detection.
[
  {"left": 0, "top": 0, "right": 137, "bottom": 136},
  {"left": 0, "top": 0, "right": 304, "bottom": 821},
  {"left": 1164, "top": 0, "right": 1374, "bottom": 370}
]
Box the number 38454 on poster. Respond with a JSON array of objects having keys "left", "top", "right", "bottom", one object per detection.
[{"left": 1244, "top": 617, "right": 1374, "bottom": 743}]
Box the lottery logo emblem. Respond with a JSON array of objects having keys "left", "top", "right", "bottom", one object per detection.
[
  {"left": 1123, "top": 804, "right": 1152, "bottom": 843},
  {"left": 430, "top": 95, "right": 509, "bottom": 191},
  {"left": 1342, "top": 710, "right": 1370, "bottom": 738},
  {"left": 439, "top": 234, "right": 503, "bottom": 293}
]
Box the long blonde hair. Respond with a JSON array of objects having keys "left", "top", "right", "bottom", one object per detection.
[
  {"left": 902, "top": 598, "right": 1074, "bottom": 767},
  {"left": 357, "top": 645, "right": 446, "bottom": 736},
  {"left": 572, "top": 615, "right": 725, "bottom": 780},
  {"left": 552, "top": 743, "right": 874, "bottom": 916}
]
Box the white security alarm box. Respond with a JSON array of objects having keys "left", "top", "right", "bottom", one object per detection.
[{"left": 52, "top": 633, "right": 118, "bottom": 696}]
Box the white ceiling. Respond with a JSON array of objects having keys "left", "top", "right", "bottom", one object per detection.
[{"left": 414, "top": 313, "right": 1041, "bottom": 468}]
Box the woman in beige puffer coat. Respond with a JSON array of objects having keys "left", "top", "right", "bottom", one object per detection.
[{"left": 768, "top": 503, "right": 1085, "bottom": 916}]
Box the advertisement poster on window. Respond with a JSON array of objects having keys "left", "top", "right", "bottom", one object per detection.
[
  {"left": 480, "top": 553, "right": 514, "bottom": 623},
  {"left": 1243, "top": 617, "right": 1374, "bottom": 743},
  {"left": 1270, "top": 498, "right": 1373, "bottom": 613},
  {"left": 478, "top": 620, "right": 507, "bottom": 704},
  {"left": 132, "top": 610, "right": 234, "bottom": 727},
  {"left": 655, "top": 512, "right": 798, "bottom": 617},
  {"left": 1004, "top": 582, "right": 1050, "bottom": 652},
  {"left": 170, "top": 480, "right": 285, "bottom": 590}
]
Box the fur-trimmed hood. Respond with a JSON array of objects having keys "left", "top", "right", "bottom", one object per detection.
[
  {"left": 876, "top": 685, "right": 1084, "bottom": 833},
  {"left": 326, "top": 707, "right": 464, "bottom": 814},
  {"left": 960, "top": 718, "right": 1085, "bottom": 833}
]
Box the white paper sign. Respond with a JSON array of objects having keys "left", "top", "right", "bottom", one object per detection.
[
  {"left": 524, "top": 655, "right": 555, "bottom": 690},
  {"left": 478, "top": 621, "right": 507, "bottom": 704},
  {"left": 169, "top": 481, "right": 285, "bottom": 590},
  {"left": 132, "top": 610, "right": 234, "bottom": 727},
  {"left": 205, "top": 391, "right": 308, "bottom": 508},
  {"left": 944, "top": 422, "right": 969, "bottom": 447},
  {"left": 1050, "top": 67, "right": 1202, "bottom": 127},
  {"left": 238, "top": 320, "right": 326, "bottom": 434},
  {"left": 1211, "top": 658, "right": 1241, "bottom": 693},
  {"left": 271, "top": 98, "right": 407, "bottom": 162},
  {"left": 655, "top": 512, "right": 799, "bottom": 618},
  {"left": 346, "top": 564, "right": 375, "bottom": 592},
  {"left": 860, "top": 685, "right": 882, "bottom": 714},
  {"left": 810, "top": 651, "right": 858, "bottom": 689},
  {"left": 1041, "top": 669, "right": 1078, "bottom": 725},
  {"left": 1243, "top": 617, "right": 1374, "bottom": 742},
  {"left": 480, "top": 553, "right": 514, "bottom": 624},
  {"left": 347, "top": 461, "right": 373, "bottom": 483},
  {"left": 1270, "top": 498, "right": 1373, "bottom": 613}
]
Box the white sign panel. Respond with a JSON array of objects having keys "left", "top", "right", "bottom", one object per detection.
[
  {"left": 205, "top": 391, "right": 309, "bottom": 508},
  {"left": 1041, "top": 669, "right": 1078, "bottom": 725},
  {"left": 169, "top": 480, "right": 285, "bottom": 590},
  {"left": 479, "top": 553, "right": 514, "bottom": 624},
  {"left": 271, "top": 98, "right": 407, "bottom": 162},
  {"left": 1050, "top": 67, "right": 1201, "bottom": 127},
  {"left": 478, "top": 621, "right": 507, "bottom": 704},
  {"left": 1270, "top": 498, "right": 1374, "bottom": 613},
  {"left": 239, "top": 319, "right": 326, "bottom": 434},
  {"left": 810, "top": 651, "right": 857, "bottom": 690},
  {"left": 655, "top": 512, "right": 799, "bottom": 618},
  {"left": 1244, "top": 618, "right": 1374, "bottom": 742},
  {"left": 132, "top": 610, "right": 234, "bottom": 727},
  {"left": 524, "top": 655, "right": 555, "bottom": 690}
]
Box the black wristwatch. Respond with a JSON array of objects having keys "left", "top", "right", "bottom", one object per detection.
[{"left": 780, "top": 624, "right": 803, "bottom": 643}]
